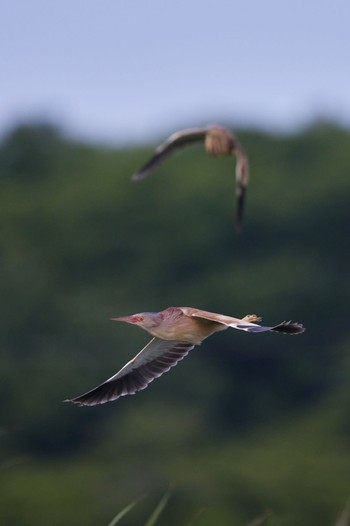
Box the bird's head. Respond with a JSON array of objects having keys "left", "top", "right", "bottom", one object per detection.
[{"left": 110, "top": 312, "right": 162, "bottom": 330}]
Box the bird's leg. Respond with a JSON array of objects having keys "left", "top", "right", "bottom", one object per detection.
[{"left": 242, "top": 314, "right": 262, "bottom": 323}]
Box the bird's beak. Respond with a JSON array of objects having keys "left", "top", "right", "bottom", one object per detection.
[
  {"left": 110, "top": 315, "right": 132, "bottom": 323},
  {"left": 110, "top": 315, "right": 141, "bottom": 324}
]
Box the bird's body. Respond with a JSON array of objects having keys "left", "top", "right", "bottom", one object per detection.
[
  {"left": 204, "top": 126, "right": 236, "bottom": 156},
  {"left": 66, "top": 307, "right": 304, "bottom": 407},
  {"left": 131, "top": 125, "right": 249, "bottom": 232}
]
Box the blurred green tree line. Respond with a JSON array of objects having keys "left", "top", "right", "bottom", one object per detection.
[{"left": 0, "top": 122, "right": 349, "bottom": 525}]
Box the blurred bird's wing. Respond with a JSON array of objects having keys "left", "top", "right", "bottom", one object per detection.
[
  {"left": 182, "top": 308, "right": 305, "bottom": 335},
  {"left": 131, "top": 127, "right": 207, "bottom": 181},
  {"left": 65, "top": 337, "right": 195, "bottom": 406},
  {"left": 234, "top": 143, "right": 250, "bottom": 233}
]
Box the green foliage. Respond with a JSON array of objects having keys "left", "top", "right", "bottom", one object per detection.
[{"left": 0, "top": 121, "right": 349, "bottom": 525}]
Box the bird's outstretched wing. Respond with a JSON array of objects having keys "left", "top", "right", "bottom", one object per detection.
[
  {"left": 131, "top": 127, "right": 207, "bottom": 181},
  {"left": 182, "top": 308, "right": 305, "bottom": 335},
  {"left": 65, "top": 337, "right": 195, "bottom": 406}
]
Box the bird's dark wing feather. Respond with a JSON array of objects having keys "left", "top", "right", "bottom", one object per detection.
[
  {"left": 258, "top": 320, "right": 305, "bottom": 334},
  {"left": 65, "top": 338, "right": 195, "bottom": 406},
  {"left": 232, "top": 319, "right": 305, "bottom": 335},
  {"left": 131, "top": 128, "right": 207, "bottom": 181}
]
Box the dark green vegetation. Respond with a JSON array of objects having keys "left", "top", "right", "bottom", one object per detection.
[{"left": 0, "top": 122, "right": 349, "bottom": 525}]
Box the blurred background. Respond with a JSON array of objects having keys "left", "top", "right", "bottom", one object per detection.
[{"left": 1, "top": 1, "right": 350, "bottom": 525}]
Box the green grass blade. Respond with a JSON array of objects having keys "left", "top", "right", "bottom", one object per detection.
[
  {"left": 144, "top": 491, "right": 171, "bottom": 526},
  {"left": 184, "top": 507, "right": 205, "bottom": 526},
  {"left": 107, "top": 497, "right": 142, "bottom": 526},
  {"left": 246, "top": 510, "right": 272, "bottom": 526},
  {"left": 334, "top": 498, "right": 350, "bottom": 526}
]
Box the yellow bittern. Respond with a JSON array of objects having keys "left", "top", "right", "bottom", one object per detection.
[
  {"left": 66, "top": 307, "right": 304, "bottom": 406},
  {"left": 131, "top": 125, "right": 249, "bottom": 232}
]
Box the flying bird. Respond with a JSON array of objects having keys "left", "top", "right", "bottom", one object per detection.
[
  {"left": 65, "top": 306, "right": 304, "bottom": 407},
  {"left": 131, "top": 125, "right": 249, "bottom": 232}
]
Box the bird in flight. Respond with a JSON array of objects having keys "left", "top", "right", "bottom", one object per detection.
[
  {"left": 66, "top": 306, "right": 304, "bottom": 406},
  {"left": 131, "top": 125, "right": 249, "bottom": 232}
]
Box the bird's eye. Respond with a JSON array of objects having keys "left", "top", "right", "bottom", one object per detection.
[{"left": 130, "top": 315, "right": 144, "bottom": 323}]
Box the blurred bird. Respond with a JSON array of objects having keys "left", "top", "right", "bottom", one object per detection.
[
  {"left": 131, "top": 125, "right": 249, "bottom": 232},
  {"left": 66, "top": 306, "right": 304, "bottom": 406}
]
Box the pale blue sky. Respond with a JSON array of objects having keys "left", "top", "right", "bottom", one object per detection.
[{"left": 1, "top": 0, "right": 349, "bottom": 144}]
